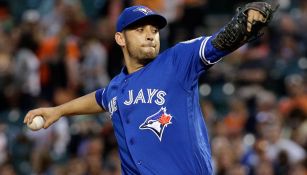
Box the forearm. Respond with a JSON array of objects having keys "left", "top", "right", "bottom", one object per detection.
[
  {"left": 202, "top": 36, "right": 231, "bottom": 65},
  {"left": 55, "top": 91, "right": 105, "bottom": 117}
]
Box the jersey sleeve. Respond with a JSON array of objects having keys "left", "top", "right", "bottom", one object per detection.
[
  {"left": 95, "top": 87, "right": 108, "bottom": 111},
  {"left": 170, "top": 36, "right": 230, "bottom": 89}
]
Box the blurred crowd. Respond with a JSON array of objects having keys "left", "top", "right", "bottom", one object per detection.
[{"left": 0, "top": 0, "right": 306, "bottom": 174}]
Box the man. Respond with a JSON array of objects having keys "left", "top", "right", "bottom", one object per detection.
[{"left": 24, "top": 1, "right": 277, "bottom": 174}]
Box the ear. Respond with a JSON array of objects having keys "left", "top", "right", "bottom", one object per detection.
[{"left": 115, "top": 32, "right": 125, "bottom": 47}]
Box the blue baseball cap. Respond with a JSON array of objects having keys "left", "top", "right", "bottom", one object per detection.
[{"left": 116, "top": 5, "right": 167, "bottom": 32}]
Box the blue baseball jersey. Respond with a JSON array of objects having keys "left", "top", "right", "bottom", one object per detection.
[{"left": 96, "top": 36, "right": 228, "bottom": 175}]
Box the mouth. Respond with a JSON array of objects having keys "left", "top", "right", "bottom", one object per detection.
[{"left": 142, "top": 44, "right": 156, "bottom": 48}]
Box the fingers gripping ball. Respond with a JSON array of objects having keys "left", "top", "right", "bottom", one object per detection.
[{"left": 27, "top": 115, "right": 45, "bottom": 131}]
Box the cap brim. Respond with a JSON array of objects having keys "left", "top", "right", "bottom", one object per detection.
[{"left": 124, "top": 14, "right": 167, "bottom": 31}]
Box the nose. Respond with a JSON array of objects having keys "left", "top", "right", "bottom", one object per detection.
[
  {"left": 144, "top": 27, "right": 154, "bottom": 41},
  {"left": 146, "top": 33, "right": 154, "bottom": 41}
]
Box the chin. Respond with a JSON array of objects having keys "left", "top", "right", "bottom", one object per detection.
[
  {"left": 144, "top": 53, "right": 156, "bottom": 59},
  {"left": 143, "top": 50, "right": 158, "bottom": 59},
  {"left": 142, "top": 47, "right": 159, "bottom": 57}
]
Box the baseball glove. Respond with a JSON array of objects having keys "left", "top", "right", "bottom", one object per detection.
[{"left": 211, "top": 1, "right": 279, "bottom": 51}]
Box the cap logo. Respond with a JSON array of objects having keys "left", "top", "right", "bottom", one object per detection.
[{"left": 133, "top": 7, "right": 153, "bottom": 15}]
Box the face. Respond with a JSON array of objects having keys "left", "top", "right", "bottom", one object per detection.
[{"left": 119, "top": 23, "right": 160, "bottom": 61}]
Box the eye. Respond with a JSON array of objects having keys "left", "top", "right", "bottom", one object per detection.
[
  {"left": 152, "top": 28, "right": 158, "bottom": 33},
  {"left": 136, "top": 27, "right": 143, "bottom": 32}
]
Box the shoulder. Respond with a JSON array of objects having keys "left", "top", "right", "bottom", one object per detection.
[
  {"left": 107, "top": 74, "right": 124, "bottom": 89},
  {"left": 155, "top": 37, "right": 205, "bottom": 61},
  {"left": 168, "top": 37, "right": 206, "bottom": 55},
  {"left": 178, "top": 37, "right": 204, "bottom": 45}
]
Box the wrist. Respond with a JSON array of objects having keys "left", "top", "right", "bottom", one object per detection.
[{"left": 54, "top": 106, "right": 65, "bottom": 118}]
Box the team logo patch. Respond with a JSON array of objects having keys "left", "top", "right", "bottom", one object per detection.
[
  {"left": 139, "top": 107, "right": 173, "bottom": 141},
  {"left": 133, "top": 7, "right": 153, "bottom": 15}
]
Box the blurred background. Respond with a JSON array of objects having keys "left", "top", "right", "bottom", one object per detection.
[{"left": 0, "top": 0, "right": 306, "bottom": 174}]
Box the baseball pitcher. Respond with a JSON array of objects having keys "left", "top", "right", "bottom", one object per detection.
[{"left": 24, "top": 1, "right": 278, "bottom": 174}]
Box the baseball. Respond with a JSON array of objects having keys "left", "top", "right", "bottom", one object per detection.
[{"left": 27, "top": 115, "right": 45, "bottom": 131}]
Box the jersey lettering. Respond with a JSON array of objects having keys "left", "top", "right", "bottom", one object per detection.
[
  {"left": 155, "top": 91, "right": 166, "bottom": 105},
  {"left": 147, "top": 89, "right": 158, "bottom": 103},
  {"left": 124, "top": 90, "right": 134, "bottom": 105},
  {"left": 123, "top": 89, "right": 166, "bottom": 106},
  {"left": 133, "top": 89, "right": 146, "bottom": 104},
  {"left": 108, "top": 97, "right": 117, "bottom": 116}
]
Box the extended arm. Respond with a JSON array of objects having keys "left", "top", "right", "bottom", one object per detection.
[{"left": 24, "top": 91, "right": 105, "bottom": 129}]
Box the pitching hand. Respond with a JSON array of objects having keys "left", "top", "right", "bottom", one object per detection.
[{"left": 24, "top": 107, "right": 62, "bottom": 129}]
